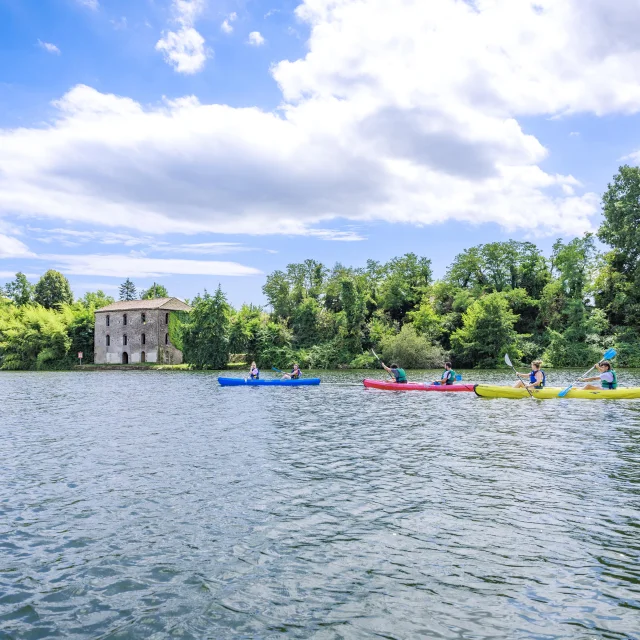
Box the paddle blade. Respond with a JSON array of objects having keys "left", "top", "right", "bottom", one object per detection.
[
  {"left": 455, "top": 374, "right": 462, "bottom": 381},
  {"left": 558, "top": 386, "right": 572, "bottom": 398},
  {"left": 504, "top": 353, "right": 513, "bottom": 368},
  {"left": 603, "top": 348, "right": 617, "bottom": 361}
]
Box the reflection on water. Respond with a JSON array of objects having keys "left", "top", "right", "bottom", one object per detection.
[{"left": 1, "top": 370, "right": 639, "bottom": 639}]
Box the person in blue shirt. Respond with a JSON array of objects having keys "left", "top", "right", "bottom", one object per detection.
[
  {"left": 282, "top": 364, "right": 302, "bottom": 380},
  {"left": 514, "top": 360, "right": 546, "bottom": 389},
  {"left": 249, "top": 361, "right": 259, "bottom": 379}
]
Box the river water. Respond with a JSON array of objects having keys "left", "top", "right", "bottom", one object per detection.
[{"left": 1, "top": 369, "right": 639, "bottom": 639}]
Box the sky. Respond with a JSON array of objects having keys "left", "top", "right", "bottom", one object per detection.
[{"left": 1, "top": 0, "right": 640, "bottom": 307}]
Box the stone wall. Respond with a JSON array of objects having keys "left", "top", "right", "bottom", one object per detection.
[{"left": 94, "top": 308, "right": 184, "bottom": 365}]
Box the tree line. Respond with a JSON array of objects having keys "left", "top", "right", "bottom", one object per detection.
[{"left": 2, "top": 165, "right": 640, "bottom": 370}]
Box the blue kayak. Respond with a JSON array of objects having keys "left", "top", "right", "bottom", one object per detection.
[{"left": 218, "top": 377, "right": 321, "bottom": 387}]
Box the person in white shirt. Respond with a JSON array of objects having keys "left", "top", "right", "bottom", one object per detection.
[{"left": 581, "top": 360, "right": 617, "bottom": 390}]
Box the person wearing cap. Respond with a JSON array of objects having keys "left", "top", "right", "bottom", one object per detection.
[{"left": 580, "top": 360, "right": 618, "bottom": 390}]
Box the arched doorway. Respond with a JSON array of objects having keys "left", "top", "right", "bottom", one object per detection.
[
  {"left": 122, "top": 352, "right": 129, "bottom": 364},
  {"left": 140, "top": 351, "right": 146, "bottom": 363}
]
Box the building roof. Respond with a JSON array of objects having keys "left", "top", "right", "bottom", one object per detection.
[{"left": 95, "top": 297, "right": 192, "bottom": 313}]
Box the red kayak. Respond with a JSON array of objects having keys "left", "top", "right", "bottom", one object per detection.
[{"left": 363, "top": 379, "right": 475, "bottom": 392}]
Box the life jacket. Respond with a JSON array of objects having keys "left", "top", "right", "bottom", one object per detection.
[
  {"left": 601, "top": 370, "right": 617, "bottom": 390},
  {"left": 291, "top": 368, "right": 301, "bottom": 379},
  {"left": 250, "top": 368, "right": 259, "bottom": 379},
  {"left": 529, "top": 369, "right": 546, "bottom": 388},
  {"left": 442, "top": 369, "right": 456, "bottom": 385},
  {"left": 393, "top": 367, "right": 407, "bottom": 383}
]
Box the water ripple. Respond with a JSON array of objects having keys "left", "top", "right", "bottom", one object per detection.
[{"left": 0, "top": 370, "right": 639, "bottom": 639}]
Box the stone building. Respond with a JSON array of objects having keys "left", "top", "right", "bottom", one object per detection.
[{"left": 94, "top": 298, "right": 192, "bottom": 365}]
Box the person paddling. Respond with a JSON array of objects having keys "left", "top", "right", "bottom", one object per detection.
[
  {"left": 435, "top": 362, "right": 456, "bottom": 386},
  {"left": 514, "top": 360, "right": 546, "bottom": 389},
  {"left": 249, "top": 361, "right": 259, "bottom": 379},
  {"left": 580, "top": 360, "right": 617, "bottom": 390},
  {"left": 282, "top": 363, "right": 302, "bottom": 380},
  {"left": 382, "top": 362, "right": 407, "bottom": 384}
]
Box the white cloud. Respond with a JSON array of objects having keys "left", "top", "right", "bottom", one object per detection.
[
  {"left": 44, "top": 254, "right": 261, "bottom": 278},
  {"left": 38, "top": 40, "right": 61, "bottom": 55},
  {"left": 221, "top": 20, "right": 233, "bottom": 34},
  {"left": 248, "top": 31, "right": 265, "bottom": 46},
  {"left": 73, "top": 282, "right": 120, "bottom": 291},
  {"left": 76, "top": 0, "right": 99, "bottom": 9},
  {"left": 5, "top": 0, "right": 640, "bottom": 240},
  {"left": 0, "top": 234, "right": 33, "bottom": 258},
  {"left": 110, "top": 17, "right": 127, "bottom": 30},
  {"left": 0, "top": 271, "right": 39, "bottom": 279},
  {"left": 625, "top": 150, "right": 640, "bottom": 164},
  {"left": 156, "top": 0, "right": 209, "bottom": 74},
  {"left": 570, "top": 131, "right": 580, "bottom": 137}
]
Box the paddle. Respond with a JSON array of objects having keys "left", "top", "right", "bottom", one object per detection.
[
  {"left": 271, "top": 366, "right": 283, "bottom": 373},
  {"left": 504, "top": 353, "right": 534, "bottom": 399},
  {"left": 558, "top": 348, "right": 617, "bottom": 397},
  {"left": 371, "top": 349, "right": 394, "bottom": 380}
]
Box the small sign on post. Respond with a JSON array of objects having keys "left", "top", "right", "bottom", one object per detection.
[{"left": 78, "top": 351, "right": 83, "bottom": 365}]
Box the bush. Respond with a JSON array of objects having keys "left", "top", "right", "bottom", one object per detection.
[
  {"left": 381, "top": 325, "right": 447, "bottom": 368},
  {"left": 613, "top": 328, "right": 640, "bottom": 367},
  {"left": 542, "top": 329, "right": 602, "bottom": 367},
  {"left": 348, "top": 352, "right": 378, "bottom": 369}
]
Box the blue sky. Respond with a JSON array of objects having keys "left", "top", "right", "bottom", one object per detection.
[{"left": 1, "top": 0, "right": 639, "bottom": 307}]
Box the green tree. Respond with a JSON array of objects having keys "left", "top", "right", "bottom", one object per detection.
[
  {"left": 596, "top": 165, "right": 640, "bottom": 328},
  {"left": 255, "top": 320, "right": 294, "bottom": 369},
  {"left": 34, "top": 270, "right": 73, "bottom": 309},
  {"left": 119, "top": 278, "right": 137, "bottom": 301},
  {"left": 141, "top": 283, "right": 169, "bottom": 299},
  {"left": 0, "top": 303, "right": 72, "bottom": 370},
  {"left": 381, "top": 324, "right": 446, "bottom": 368},
  {"left": 408, "top": 298, "right": 442, "bottom": 343},
  {"left": 291, "top": 297, "right": 322, "bottom": 348},
  {"left": 379, "top": 253, "right": 432, "bottom": 321},
  {"left": 599, "top": 165, "right": 640, "bottom": 269},
  {"left": 263, "top": 270, "right": 293, "bottom": 319},
  {"left": 448, "top": 241, "right": 550, "bottom": 298},
  {"left": 182, "top": 286, "right": 231, "bottom": 368},
  {"left": 228, "top": 305, "right": 264, "bottom": 362},
  {"left": 450, "top": 292, "right": 520, "bottom": 367},
  {"left": 5, "top": 272, "right": 34, "bottom": 306},
  {"left": 80, "top": 290, "right": 115, "bottom": 310},
  {"left": 339, "top": 275, "right": 367, "bottom": 352}
]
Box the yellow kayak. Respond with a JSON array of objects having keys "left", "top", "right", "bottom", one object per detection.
[{"left": 474, "top": 384, "right": 640, "bottom": 400}]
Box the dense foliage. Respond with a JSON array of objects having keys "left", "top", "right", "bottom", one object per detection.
[{"left": 2, "top": 166, "right": 640, "bottom": 370}]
